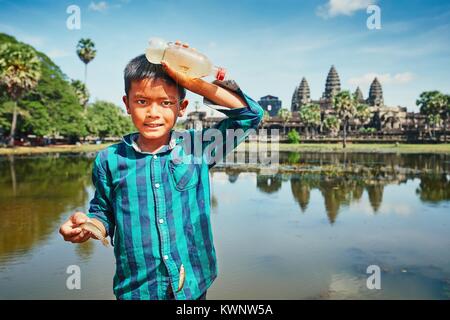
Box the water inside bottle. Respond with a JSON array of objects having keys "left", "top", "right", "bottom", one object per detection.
[{"left": 162, "top": 45, "right": 214, "bottom": 79}]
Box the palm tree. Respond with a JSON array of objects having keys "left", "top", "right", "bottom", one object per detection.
[
  {"left": 277, "top": 108, "right": 292, "bottom": 136},
  {"left": 299, "top": 104, "right": 321, "bottom": 139},
  {"left": 323, "top": 115, "right": 340, "bottom": 137},
  {"left": 71, "top": 79, "right": 90, "bottom": 111},
  {"left": 356, "top": 103, "right": 371, "bottom": 126},
  {"left": 417, "top": 91, "right": 446, "bottom": 141},
  {"left": 0, "top": 43, "right": 41, "bottom": 147},
  {"left": 333, "top": 90, "right": 357, "bottom": 148},
  {"left": 76, "top": 38, "right": 96, "bottom": 85}
]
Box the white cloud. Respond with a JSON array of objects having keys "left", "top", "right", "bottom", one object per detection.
[
  {"left": 317, "top": 0, "right": 376, "bottom": 19},
  {"left": 348, "top": 72, "right": 415, "bottom": 86},
  {"left": 89, "top": 1, "right": 108, "bottom": 12}
]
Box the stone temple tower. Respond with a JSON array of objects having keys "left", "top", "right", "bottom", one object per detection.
[
  {"left": 291, "top": 77, "right": 311, "bottom": 112},
  {"left": 291, "top": 88, "right": 299, "bottom": 112},
  {"left": 322, "top": 65, "right": 341, "bottom": 101},
  {"left": 354, "top": 86, "right": 364, "bottom": 103},
  {"left": 367, "top": 77, "right": 384, "bottom": 107}
]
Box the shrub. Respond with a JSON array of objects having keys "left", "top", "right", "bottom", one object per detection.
[{"left": 287, "top": 129, "right": 301, "bottom": 144}]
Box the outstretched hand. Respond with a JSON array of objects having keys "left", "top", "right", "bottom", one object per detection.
[{"left": 59, "top": 211, "right": 91, "bottom": 243}]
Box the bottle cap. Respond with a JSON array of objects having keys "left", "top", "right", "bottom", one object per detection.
[
  {"left": 145, "top": 38, "right": 168, "bottom": 64},
  {"left": 216, "top": 67, "right": 226, "bottom": 81}
]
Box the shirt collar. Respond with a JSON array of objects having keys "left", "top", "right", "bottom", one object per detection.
[{"left": 122, "top": 129, "right": 183, "bottom": 155}]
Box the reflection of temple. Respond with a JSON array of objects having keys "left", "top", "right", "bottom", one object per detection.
[
  {"left": 216, "top": 152, "right": 450, "bottom": 225},
  {"left": 248, "top": 166, "right": 450, "bottom": 225}
]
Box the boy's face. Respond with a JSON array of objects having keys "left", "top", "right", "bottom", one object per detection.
[{"left": 123, "top": 78, "right": 188, "bottom": 141}]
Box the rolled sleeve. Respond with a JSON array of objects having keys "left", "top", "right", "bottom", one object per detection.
[
  {"left": 201, "top": 79, "right": 264, "bottom": 168},
  {"left": 87, "top": 152, "right": 115, "bottom": 241}
]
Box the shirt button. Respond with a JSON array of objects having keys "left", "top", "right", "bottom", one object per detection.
[
  {"left": 153, "top": 155, "right": 157, "bottom": 159},
  {"left": 163, "top": 255, "right": 169, "bottom": 260},
  {"left": 155, "top": 183, "right": 160, "bottom": 188},
  {"left": 159, "top": 218, "right": 164, "bottom": 224}
]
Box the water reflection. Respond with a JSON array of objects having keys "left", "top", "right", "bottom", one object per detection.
[
  {"left": 255, "top": 172, "right": 449, "bottom": 222},
  {"left": 0, "top": 151, "right": 449, "bottom": 299},
  {"left": 2, "top": 152, "right": 449, "bottom": 261},
  {"left": 216, "top": 151, "right": 450, "bottom": 224},
  {"left": 416, "top": 174, "right": 450, "bottom": 203},
  {"left": 0, "top": 154, "right": 93, "bottom": 264},
  {"left": 280, "top": 152, "right": 450, "bottom": 173}
]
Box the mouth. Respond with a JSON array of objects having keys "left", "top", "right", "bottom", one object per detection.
[{"left": 144, "top": 123, "right": 164, "bottom": 129}]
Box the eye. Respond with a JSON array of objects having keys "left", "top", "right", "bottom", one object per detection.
[
  {"left": 162, "top": 100, "right": 176, "bottom": 107},
  {"left": 136, "top": 99, "right": 147, "bottom": 105}
]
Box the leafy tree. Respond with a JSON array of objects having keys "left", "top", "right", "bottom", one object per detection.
[
  {"left": 76, "top": 38, "right": 96, "bottom": 85},
  {"left": 86, "top": 101, "right": 134, "bottom": 139},
  {"left": 427, "top": 114, "right": 441, "bottom": 137},
  {"left": 417, "top": 91, "right": 447, "bottom": 140},
  {"left": 0, "top": 42, "right": 41, "bottom": 146},
  {"left": 0, "top": 33, "right": 87, "bottom": 143},
  {"left": 71, "top": 79, "right": 89, "bottom": 111},
  {"left": 442, "top": 95, "right": 450, "bottom": 143}
]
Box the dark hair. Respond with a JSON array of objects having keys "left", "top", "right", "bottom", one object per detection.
[{"left": 124, "top": 54, "right": 186, "bottom": 100}]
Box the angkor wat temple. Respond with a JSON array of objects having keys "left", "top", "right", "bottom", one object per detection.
[
  {"left": 185, "top": 65, "right": 448, "bottom": 142},
  {"left": 291, "top": 65, "right": 403, "bottom": 131}
]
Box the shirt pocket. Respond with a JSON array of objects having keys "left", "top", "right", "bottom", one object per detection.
[{"left": 168, "top": 155, "right": 199, "bottom": 192}]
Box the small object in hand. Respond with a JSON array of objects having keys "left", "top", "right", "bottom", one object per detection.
[
  {"left": 177, "top": 264, "right": 185, "bottom": 292},
  {"left": 79, "top": 220, "right": 109, "bottom": 247}
]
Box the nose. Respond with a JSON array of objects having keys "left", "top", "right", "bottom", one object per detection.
[{"left": 146, "top": 103, "right": 162, "bottom": 118}]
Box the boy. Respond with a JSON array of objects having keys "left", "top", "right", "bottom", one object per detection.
[{"left": 59, "top": 42, "right": 263, "bottom": 300}]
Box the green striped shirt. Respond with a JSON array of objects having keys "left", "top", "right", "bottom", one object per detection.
[{"left": 87, "top": 87, "right": 263, "bottom": 300}]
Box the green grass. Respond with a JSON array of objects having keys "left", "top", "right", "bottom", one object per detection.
[
  {"left": 2, "top": 142, "right": 450, "bottom": 155},
  {"left": 0, "top": 143, "right": 114, "bottom": 155},
  {"left": 242, "top": 142, "right": 450, "bottom": 154}
]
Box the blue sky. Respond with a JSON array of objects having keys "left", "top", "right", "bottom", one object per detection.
[{"left": 1, "top": 0, "right": 449, "bottom": 113}]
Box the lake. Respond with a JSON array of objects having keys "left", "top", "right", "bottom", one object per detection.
[{"left": 0, "top": 151, "right": 449, "bottom": 299}]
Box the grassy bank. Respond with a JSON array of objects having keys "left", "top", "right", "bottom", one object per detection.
[
  {"left": 0, "top": 143, "right": 113, "bottom": 155},
  {"left": 242, "top": 142, "right": 450, "bottom": 154},
  {"left": 2, "top": 142, "right": 450, "bottom": 155}
]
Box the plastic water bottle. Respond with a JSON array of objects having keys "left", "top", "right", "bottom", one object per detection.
[{"left": 145, "top": 38, "right": 226, "bottom": 81}]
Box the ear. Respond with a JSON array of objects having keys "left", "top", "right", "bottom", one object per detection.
[
  {"left": 177, "top": 99, "right": 189, "bottom": 117},
  {"left": 123, "top": 95, "right": 130, "bottom": 114}
]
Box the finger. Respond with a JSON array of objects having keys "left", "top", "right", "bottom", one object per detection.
[
  {"left": 60, "top": 223, "right": 80, "bottom": 236},
  {"left": 71, "top": 231, "right": 92, "bottom": 243},
  {"left": 71, "top": 212, "right": 87, "bottom": 226},
  {"left": 71, "top": 234, "right": 91, "bottom": 243},
  {"left": 62, "top": 227, "right": 82, "bottom": 241},
  {"left": 161, "top": 61, "right": 174, "bottom": 76}
]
